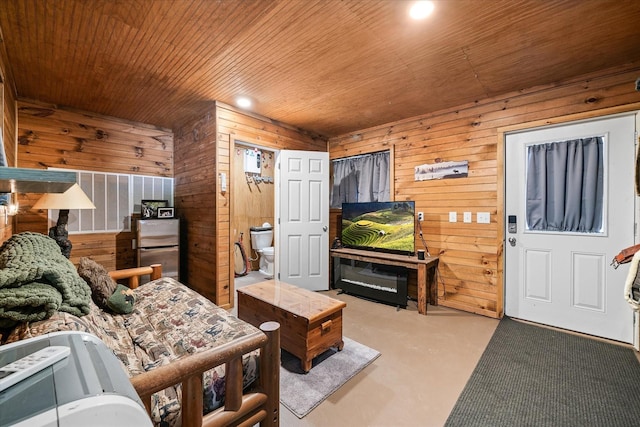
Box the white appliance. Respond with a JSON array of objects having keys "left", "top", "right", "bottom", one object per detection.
[
  {"left": 137, "top": 218, "right": 180, "bottom": 282},
  {"left": 0, "top": 331, "right": 152, "bottom": 426},
  {"left": 244, "top": 149, "right": 261, "bottom": 173}
]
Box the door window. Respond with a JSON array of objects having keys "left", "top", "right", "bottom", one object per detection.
[{"left": 525, "top": 136, "right": 605, "bottom": 234}]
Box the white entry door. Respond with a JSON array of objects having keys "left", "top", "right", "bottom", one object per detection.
[
  {"left": 505, "top": 114, "right": 636, "bottom": 343},
  {"left": 276, "top": 150, "right": 330, "bottom": 291}
]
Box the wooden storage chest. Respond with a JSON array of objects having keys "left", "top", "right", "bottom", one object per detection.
[{"left": 237, "top": 280, "right": 346, "bottom": 372}]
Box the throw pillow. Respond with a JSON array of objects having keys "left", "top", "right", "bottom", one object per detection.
[
  {"left": 77, "top": 257, "right": 117, "bottom": 309},
  {"left": 107, "top": 284, "right": 136, "bottom": 314}
]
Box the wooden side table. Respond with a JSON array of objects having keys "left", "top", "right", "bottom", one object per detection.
[{"left": 237, "top": 280, "right": 346, "bottom": 372}]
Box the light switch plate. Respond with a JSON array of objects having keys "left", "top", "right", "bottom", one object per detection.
[
  {"left": 463, "top": 212, "right": 472, "bottom": 223},
  {"left": 449, "top": 211, "right": 457, "bottom": 222},
  {"left": 477, "top": 212, "right": 490, "bottom": 224}
]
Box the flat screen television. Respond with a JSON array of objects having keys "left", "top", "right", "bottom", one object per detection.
[{"left": 341, "top": 201, "right": 415, "bottom": 256}]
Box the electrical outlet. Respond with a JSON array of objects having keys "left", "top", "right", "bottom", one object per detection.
[
  {"left": 418, "top": 212, "right": 424, "bottom": 222},
  {"left": 463, "top": 212, "right": 472, "bottom": 223},
  {"left": 477, "top": 212, "right": 490, "bottom": 224},
  {"left": 449, "top": 211, "right": 457, "bottom": 223}
]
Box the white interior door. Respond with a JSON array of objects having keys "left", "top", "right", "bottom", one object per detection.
[
  {"left": 276, "top": 150, "right": 329, "bottom": 291},
  {"left": 505, "top": 114, "right": 636, "bottom": 343}
]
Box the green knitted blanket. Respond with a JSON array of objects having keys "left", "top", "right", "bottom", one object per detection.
[{"left": 0, "top": 232, "right": 91, "bottom": 328}]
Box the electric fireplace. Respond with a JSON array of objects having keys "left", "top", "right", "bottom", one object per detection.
[{"left": 334, "top": 258, "right": 408, "bottom": 308}]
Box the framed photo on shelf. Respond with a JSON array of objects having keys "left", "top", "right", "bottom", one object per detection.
[
  {"left": 141, "top": 200, "right": 168, "bottom": 219},
  {"left": 157, "top": 207, "right": 175, "bottom": 218}
]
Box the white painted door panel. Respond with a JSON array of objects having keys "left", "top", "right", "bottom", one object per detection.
[
  {"left": 277, "top": 150, "right": 329, "bottom": 291},
  {"left": 505, "top": 114, "right": 636, "bottom": 343}
]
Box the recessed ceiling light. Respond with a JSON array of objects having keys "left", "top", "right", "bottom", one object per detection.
[
  {"left": 236, "top": 97, "right": 252, "bottom": 109},
  {"left": 409, "top": 1, "right": 435, "bottom": 20}
]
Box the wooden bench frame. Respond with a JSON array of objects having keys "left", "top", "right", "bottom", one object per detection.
[{"left": 108, "top": 265, "right": 280, "bottom": 427}]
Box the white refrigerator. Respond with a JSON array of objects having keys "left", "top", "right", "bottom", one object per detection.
[{"left": 137, "top": 219, "right": 180, "bottom": 282}]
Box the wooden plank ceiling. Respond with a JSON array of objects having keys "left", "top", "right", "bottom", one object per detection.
[{"left": 1, "top": 0, "right": 639, "bottom": 138}]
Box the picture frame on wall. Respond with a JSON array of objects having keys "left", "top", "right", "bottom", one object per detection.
[
  {"left": 141, "top": 199, "right": 168, "bottom": 219},
  {"left": 157, "top": 207, "right": 175, "bottom": 218}
]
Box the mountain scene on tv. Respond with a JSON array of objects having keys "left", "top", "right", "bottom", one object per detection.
[{"left": 342, "top": 202, "right": 414, "bottom": 253}]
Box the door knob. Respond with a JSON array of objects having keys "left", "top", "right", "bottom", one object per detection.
[
  {"left": 323, "top": 226, "right": 328, "bottom": 232},
  {"left": 508, "top": 237, "right": 516, "bottom": 247}
]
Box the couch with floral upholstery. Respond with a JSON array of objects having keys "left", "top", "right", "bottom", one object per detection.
[{"left": 0, "top": 233, "right": 280, "bottom": 427}]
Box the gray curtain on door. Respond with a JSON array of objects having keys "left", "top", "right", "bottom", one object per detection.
[
  {"left": 331, "top": 151, "right": 390, "bottom": 208},
  {"left": 526, "top": 136, "right": 604, "bottom": 233}
]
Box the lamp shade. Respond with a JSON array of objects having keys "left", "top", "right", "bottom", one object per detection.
[{"left": 32, "top": 184, "right": 96, "bottom": 210}]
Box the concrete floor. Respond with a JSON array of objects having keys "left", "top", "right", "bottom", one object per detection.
[{"left": 233, "top": 272, "right": 500, "bottom": 427}]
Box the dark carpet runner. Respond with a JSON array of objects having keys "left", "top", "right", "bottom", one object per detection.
[{"left": 445, "top": 316, "right": 640, "bottom": 427}]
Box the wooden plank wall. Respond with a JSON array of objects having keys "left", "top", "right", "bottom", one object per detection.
[
  {"left": 15, "top": 100, "right": 173, "bottom": 270},
  {"left": 328, "top": 65, "right": 640, "bottom": 319},
  {"left": 216, "top": 131, "right": 231, "bottom": 305},
  {"left": 0, "top": 39, "right": 17, "bottom": 241},
  {"left": 174, "top": 102, "right": 326, "bottom": 308},
  {"left": 173, "top": 108, "right": 218, "bottom": 302},
  {"left": 1, "top": 72, "right": 16, "bottom": 168}
]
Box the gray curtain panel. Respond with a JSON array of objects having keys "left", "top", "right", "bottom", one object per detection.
[
  {"left": 331, "top": 151, "right": 390, "bottom": 208},
  {"left": 526, "top": 136, "right": 604, "bottom": 233}
]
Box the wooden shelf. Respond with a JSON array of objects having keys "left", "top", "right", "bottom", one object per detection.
[{"left": 0, "top": 167, "right": 76, "bottom": 193}]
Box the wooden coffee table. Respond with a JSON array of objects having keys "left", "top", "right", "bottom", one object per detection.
[{"left": 237, "top": 280, "right": 346, "bottom": 372}]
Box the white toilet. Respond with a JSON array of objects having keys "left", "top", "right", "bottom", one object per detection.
[{"left": 250, "top": 222, "right": 275, "bottom": 277}]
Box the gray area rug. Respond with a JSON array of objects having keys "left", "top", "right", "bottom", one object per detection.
[
  {"left": 280, "top": 336, "right": 380, "bottom": 418},
  {"left": 445, "top": 316, "right": 640, "bottom": 427}
]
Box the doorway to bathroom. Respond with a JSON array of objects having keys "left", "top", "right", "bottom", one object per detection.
[
  {"left": 231, "top": 142, "right": 331, "bottom": 294},
  {"left": 232, "top": 142, "right": 277, "bottom": 285}
]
